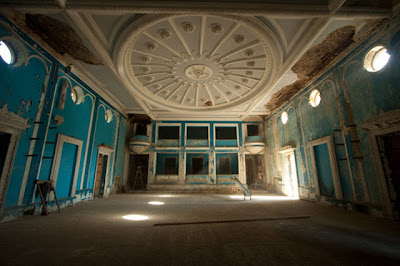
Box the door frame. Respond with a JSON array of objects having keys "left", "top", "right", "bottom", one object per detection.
[
  {"left": 279, "top": 146, "right": 299, "bottom": 198},
  {"left": 0, "top": 105, "right": 30, "bottom": 215},
  {"left": 361, "top": 109, "right": 400, "bottom": 219},
  {"left": 94, "top": 145, "right": 114, "bottom": 197},
  {"left": 309, "top": 135, "right": 342, "bottom": 200},
  {"left": 50, "top": 134, "right": 83, "bottom": 199}
]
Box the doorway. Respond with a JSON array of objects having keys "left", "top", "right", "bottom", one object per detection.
[
  {"left": 0, "top": 132, "right": 11, "bottom": 181},
  {"left": 245, "top": 155, "right": 255, "bottom": 188},
  {"left": 279, "top": 147, "right": 299, "bottom": 198},
  {"left": 378, "top": 131, "right": 400, "bottom": 218},
  {"left": 128, "top": 154, "right": 149, "bottom": 190},
  {"left": 94, "top": 154, "right": 108, "bottom": 198}
]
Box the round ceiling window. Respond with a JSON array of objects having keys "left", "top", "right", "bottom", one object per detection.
[
  {"left": 309, "top": 89, "right": 321, "bottom": 107},
  {"left": 281, "top": 111, "right": 288, "bottom": 125},
  {"left": 364, "top": 46, "right": 390, "bottom": 72},
  {"left": 0, "top": 41, "right": 14, "bottom": 65}
]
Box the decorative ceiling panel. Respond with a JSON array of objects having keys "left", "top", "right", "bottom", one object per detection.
[{"left": 116, "top": 14, "right": 282, "bottom": 113}]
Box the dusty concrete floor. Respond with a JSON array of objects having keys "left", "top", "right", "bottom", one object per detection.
[{"left": 1, "top": 192, "right": 400, "bottom": 265}]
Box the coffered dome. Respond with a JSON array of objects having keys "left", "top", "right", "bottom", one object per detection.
[{"left": 116, "top": 14, "right": 282, "bottom": 112}]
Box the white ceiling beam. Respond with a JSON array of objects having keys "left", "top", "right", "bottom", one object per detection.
[{"left": 328, "top": 0, "right": 347, "bottom": 14}]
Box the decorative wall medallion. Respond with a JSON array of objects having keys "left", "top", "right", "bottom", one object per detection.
[
  {"left": 159, "top": 29, "right": 172, "bottom": 39},
  {"left": 117, "top": 14, "right": 280, "bottom": 112},
  {"left": 182, "top": 22, "right": 195, "bottom": 32},
  {"left": 210, "top": 23, "right": 223, "bottom": 34},
  {"left": 234, "top": 35, "right": 245, "bottom": 44},
  {"left": 145, "top": 42, "right": 157, "bottom": 51}
]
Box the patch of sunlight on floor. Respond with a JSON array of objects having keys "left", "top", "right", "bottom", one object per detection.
[
  {"left": 229, "top": 195, "right": 299, "bottom": 201},
  {"left": 148, "top": 201, "right": 165, "bottom": 205},
  {"left": 122, "top": 214, "right": 149, "bottom": 221}
]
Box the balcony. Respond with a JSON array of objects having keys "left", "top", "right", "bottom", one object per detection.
[{"left": 244, "top": 136, "right": 265, "bottom": 154}]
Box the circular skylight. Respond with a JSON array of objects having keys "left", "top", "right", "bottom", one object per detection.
[
  {"left": 309, "top": 89, "right": 321, "bottom": 107},
  {"left": 71, "top": 88, "right": 77, "bottom": 103},
  {"left": 105, "top": 109, "right": 113, "bottom": 123},
  {"left": 364, "top": 46, "right": 390, "bottom": 72},
  {"left": 71, "top": 86, "right": 84, "bottom": 105},
  {"left": 0, "top": 41, "right": 13, "bottom": 64},
  {"left": 281, "top": 111, "right": 288, "bottom": 124}
]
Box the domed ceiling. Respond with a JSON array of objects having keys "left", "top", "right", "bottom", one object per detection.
[{"left": 116, "top": 14, "right": 281, "bottom": 112}]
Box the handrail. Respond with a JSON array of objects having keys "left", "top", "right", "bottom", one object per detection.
[{"left": 231, "top": 177, "right": 251, "bottom": 200}]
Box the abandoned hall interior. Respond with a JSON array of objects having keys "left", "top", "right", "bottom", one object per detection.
[{"left": 0, "top": 1, "right": 400, "bottom": 265}]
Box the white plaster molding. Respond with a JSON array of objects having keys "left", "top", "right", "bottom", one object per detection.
[
  {"left": 50, "top": 134, "right": 83, "bottom": 200},
  {"left": 82, "top": 13, "right": 111, "bottom": 52},
  {"left": 79, "top": 91, "right": 96, "bottom": 190},
  {"left": 361, "top": 109, "right": 400, "bottom": 132},
  {"left": 278, "top": 145, "right": 296, "bottom": 154},
  {"left": 309, "top": 135, "right": 343, "bottom": 200},
  {"left": 0, "top": 104, "right": 30, "bottom": 131},
  {"left": 0, "top": 105, "right": 30, "bottom": 215}
]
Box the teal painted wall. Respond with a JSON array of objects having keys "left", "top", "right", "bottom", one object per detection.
[
  {"left": 264, "top": 17, "right": 400, "bottom": 210},
  {"left": 0, "top": 15, "right": 128, "bottom": 220}
]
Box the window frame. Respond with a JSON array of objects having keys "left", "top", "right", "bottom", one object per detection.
[
  {"left": 185, "top": 123, "right": 210, "bottom": 148},
  {"left": 214, "top": 123, "right": 239, "bottom": 149}
]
